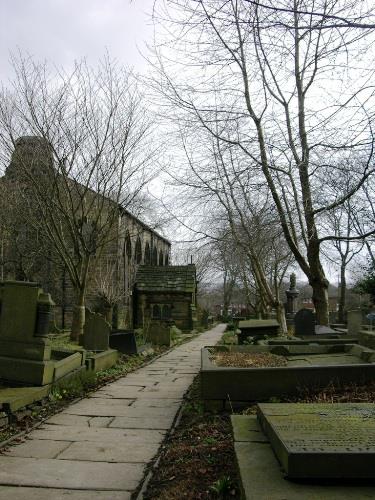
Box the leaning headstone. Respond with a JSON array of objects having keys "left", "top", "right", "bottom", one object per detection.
[
  {"left": 258, "top": 402, "right": 375, "bottom": 479},
  {"left": 294, "top": 308, "right": 315, "bottom": 336},
  {"left": 0, "top": 281, "right": 55, "bottom": 385},
  {"left": 83, "top": 309, "right": 110, "bottom": 351},
  {"left": 347, "top": 309, "right": 362, "bottom": 335}
]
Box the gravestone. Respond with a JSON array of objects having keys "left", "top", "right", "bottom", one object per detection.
[
  {"left": 257, "top": 402, "right": 375, "bottom": 479},
  {"left": 237, "top": 319, "right": 279, "bottom": 344},
  {"left": 347, "top": 309, "right": 362, "bottom": 335},
  {"left": 83, "top": 309, "right": 110, "bottom": 351},
  {"left": 0, "top": 281, "right": 55, "bottom": 385},
  {"left": 294, "top": 308, "right": 315, "bottom": 336},
  {"left": 148, "top": 321, "right": 171, "bottom": 346},
  {"left": 110, "top": 330, "right": 137, "bottom": 355}
]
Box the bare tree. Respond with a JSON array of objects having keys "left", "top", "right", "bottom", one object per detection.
[
  {"left": 0, "top": 55, "right": 157, "bottom": 339},
  {"left": 151, "top": 0, "right": 375, "bottom": 324},
  {"left": 322, "top": 200, "right": 364, "bottom": 322}
]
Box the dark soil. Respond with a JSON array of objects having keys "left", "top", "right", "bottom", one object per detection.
[
  {"left": 241, "top": 380, "right": 375, "bottom": 415},
  {"left": 211, "top": 351, "right": 287, "bottom": 368},
  {"left": 143, "top": 379, "right": 375, "bottom": 499},
  {"left": 143, "top": 378, "right": 241, "bottom": 500}
]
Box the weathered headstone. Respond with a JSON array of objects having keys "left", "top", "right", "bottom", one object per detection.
[
  {"left": 148, "top": 321, "right": 171, "bottom": 346},
  {"left": 83, "top": 309, "right": 110, "bottom": 351},
  {"left": 294, "top": 308, "right": 315, "bottom": 336},
  {"left": 347, "top": 309, "right": 362, "bottom": 335},
  {"left": 0, "top": 281, "right": 55, "bottom": 385},
  {"left": 258, "top": 402, "right": 375, "bottom": 479}
]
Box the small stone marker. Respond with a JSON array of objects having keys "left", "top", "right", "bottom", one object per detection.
[
  {"left": 294, "top": 308, "right": 315, "bottom": 336},
  {"left": 84, "top": 309, "right": 110, "bottom": 351},
  {"left": 257, "top": 402, "right": 375, "bottom": 479}
]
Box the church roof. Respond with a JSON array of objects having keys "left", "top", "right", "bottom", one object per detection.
[{"left": 135, "top": 265, "right": 196, "bottom": 293}]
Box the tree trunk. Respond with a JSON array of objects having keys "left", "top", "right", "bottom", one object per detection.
[
  {"left": 275, "top": 301, "right": 287, "bottom": 336},
  {"left": 70, "top": 288, "right": 85, "bottom": 341},
  {"left": 104, "top": 305, "right": 113, "bottom": 326},
  {"left": 310, "top": 278, "right": 330, "bottom": 326},
  {"left": 338, "top": 264, "right": 346, "bottom": 324},
  {"left": 307, "top": 240, "right": 330, "bottom": 325}
]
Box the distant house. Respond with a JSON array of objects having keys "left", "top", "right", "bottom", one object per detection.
[{"left": 133, "top": 264, "right": 198, "bottom": 331}]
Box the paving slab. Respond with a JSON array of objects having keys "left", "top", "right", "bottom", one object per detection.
[
  {"left": 0, "top": 487, "right": 131, "bottom": 500},
  {"left": 47, "top": 414, "right": 91, "bottom": 426},
  {"left": 0, "top": 324, "right": 226, "bottom": 498},
  {"left": 0, "top": 457, "right": 143, "bottom": 490},
  {"left": 62, "top": 402, "right": 142, "bottom": 417},
  {"left": 4, "top": 439, "right": 71, "bottom": 459},
  {"left": 31, "top": 425, "right": 165, "bottom": 443},
  {"left": 89, "top": 416, "right": 114, "bottom": 428},
  {"left": 131, "top": 399, "right": 181, "bottom": 409},
  {"left": 90, "top": 387, "right": 146, "bottom": 398},
  {"left": 57, "top": 440, "right": 160, "bottom": 463},
  {"left": 109, "top": 415, "right": 175, "bottom": 430}
]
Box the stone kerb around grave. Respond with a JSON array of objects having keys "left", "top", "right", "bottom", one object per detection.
[{"left": 200, "top": 343, "right": 375, "bottom": 408}]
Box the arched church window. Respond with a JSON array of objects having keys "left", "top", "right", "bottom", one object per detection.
[
  {"left": 145, "top": 242, "right": 151, "bottom": 265},
  {"left": 125, "top": 232, "right": 132, "bottom": 261},
  {"left": 135, "top": 237, "right": 142, "bottom": 264},
  {"left": 162, "top": 305, "right": 171, "bottom": 320},
  {"left": 152, "top": 246, "right": 158, "bottom": 265},
  {"left": 152, "top": 304, "right": 161, "bottom": 319}
]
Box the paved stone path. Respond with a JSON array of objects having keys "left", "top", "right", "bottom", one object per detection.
[{"left": 0, "top": 324, "right": 225, "bottom": 499}]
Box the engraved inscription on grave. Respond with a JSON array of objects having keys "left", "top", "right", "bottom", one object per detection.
[{"left": 257, "top": 403, "right": 375, "bottom": 479}]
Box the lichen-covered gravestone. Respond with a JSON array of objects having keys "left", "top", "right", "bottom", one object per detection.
[
  {"left": 347, "top": 309, "right": 362, "bottom": 335},
  {"left": 83, "top": 309, "right": 110, "bottom": 351},
  {"left": 294, "top": 308, "right": 315, "bottom": 336},
  {"left": 0, "top": 281, "right": 55, "bottom": 385},
  {"left": 148, "top": 321, "right": 172, "bottom": 346},
  {"left": 257, "top": 402, "right": 375, "bottom": 479}
]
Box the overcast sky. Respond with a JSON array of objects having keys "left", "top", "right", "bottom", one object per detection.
[{"left": 0, "top": 0, "right": 156, "bottom": 81}]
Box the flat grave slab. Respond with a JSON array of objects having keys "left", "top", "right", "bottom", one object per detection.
[{"left": 257, "top": 403, "right": 375, "bottom": 479}]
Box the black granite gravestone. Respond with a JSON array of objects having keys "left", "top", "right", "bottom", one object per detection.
[
  {"left": 109, "top": 330, "right": 137, "bottom": 355},
  {"left": 294, "top": 308, "right": 315, "bottom": 336}
]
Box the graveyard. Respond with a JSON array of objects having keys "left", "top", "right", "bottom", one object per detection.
[
  {"left": 0, "top": 279, "right": 195, "bottom": 435},
  {"left": 2, "top": 274, "right": 375, "bottom": 498},
  {"left": 1, "top": 2, "right": 375, "bottom": 498}
]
